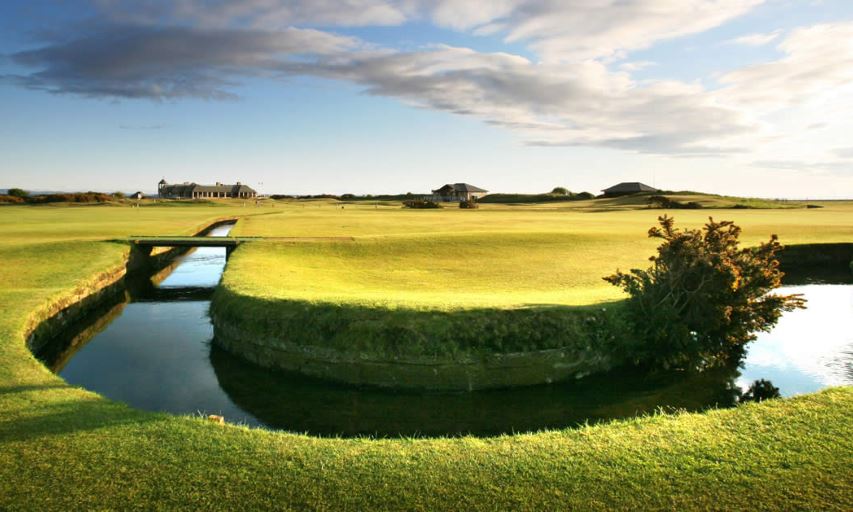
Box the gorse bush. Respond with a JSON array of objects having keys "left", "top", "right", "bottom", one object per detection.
[
  {"left": 402, "top": 199, "right": 442, "bottom": 209},
  {"left": 604, "top": 216, "right": 805, "bottom": 369},
  {"left": 647, "top": 195, "right": 703, "bottom": 209}
]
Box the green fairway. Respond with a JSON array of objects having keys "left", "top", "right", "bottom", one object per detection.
[
  {"left": 1, "top": 199, "right": 852, "bottom": 510},
  {"left": 227, "top": 199, "right": 853, "bottom": 309}
]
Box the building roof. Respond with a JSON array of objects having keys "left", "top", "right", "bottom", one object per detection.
[
  {"left": 432, "top": 183, "right": 488, "bottom": 193},
  {"left": 160, "top": 181, "right": 257, "bottom": 195},
  {"left": 601, "top": 182, "right": 658, "bottom": 193}
]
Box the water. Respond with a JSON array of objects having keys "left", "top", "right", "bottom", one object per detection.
[{"left": 36, "top": 231, "right": 853, "bottom": 437}]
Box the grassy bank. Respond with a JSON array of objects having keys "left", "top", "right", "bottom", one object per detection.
[{"left": 1, "top": 200, "right": 852, "bottom": 509}]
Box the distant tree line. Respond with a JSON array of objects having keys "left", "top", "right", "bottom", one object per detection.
[{"left": 0, "top": 188, "right": 116, "bottom": 204}]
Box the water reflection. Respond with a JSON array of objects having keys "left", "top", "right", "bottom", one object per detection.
[
  {"left": 738, "top": 284, "right": 853, "bottom": 395},
  {"left": 35, "top": 229, "right": 853, "bottom": 437}
]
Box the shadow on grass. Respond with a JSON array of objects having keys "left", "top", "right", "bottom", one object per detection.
[
  {"left": 0, "top": 383, "right": 69, "bottom": 396},
  {"left": 0, "top": 394, "right": 161, "bottom": 442}
]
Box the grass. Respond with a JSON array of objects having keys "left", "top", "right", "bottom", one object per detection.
[
  {"left": 1, "top": 197, "right": 852, "bottom": 510},
  {"left": 227, "top": 199, "right": 853, "bottom": 309}
]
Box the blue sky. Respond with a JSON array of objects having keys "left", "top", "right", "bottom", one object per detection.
[{"left": 1, "top": 0, "right": 852, "bottom": 198}]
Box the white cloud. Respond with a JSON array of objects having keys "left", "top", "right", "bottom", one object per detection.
[
  {"left": 426, "top": 0, "right": 766, "bottom": 62},
  {"left": 718, "top": 23, "right": 853, "bottom": 111},
  {"left": 728, "top": 29, "right": 782, "bottom": 46},
  {"left": 11, "top": 0, "right": 853, "bottom": 162}
]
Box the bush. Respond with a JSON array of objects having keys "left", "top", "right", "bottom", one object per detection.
[
  {"left": 402, "top": 199, "right": 441, "bottom": 209},
  {"left": 575, "top": 191, "right": 594, "bottom": 200},
  {"left": 29, "top": 192, "right": 114, "bottom": 203},
  {"left": 604, "top": 216, "right": 805, "bottom": 369},
  {"left": 6, "top": 188, "right": 28, "bottom": 198},
  {"left": 459, "top": 199, "right": 479, "bottom": 209},
  {"left": 648, "top": 195, "right": 703, "bottom": 209},
  {"left": 551, "top": 187, "right": 570, "bottom": 195},
  {"left": 0, "top": 195, "right": 25, "bottom": 204},
  {"left": 739, "top": 379, "right": 781, "bottom": 403},
  {"left": 111, "top": 192, "right": 126, "bottom": 199}
]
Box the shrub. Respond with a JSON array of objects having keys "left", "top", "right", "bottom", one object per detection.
[
  {"left": 0, "top": 195, "right": 25, "bottom": 204},
  {"left": 6, "top": 188, "right": 28, "bottom": 198},
  {"left": 29, "top": 192, "right": 114, "bottom": 203},
  {"left": 739, "top": 379, "right": 781, "bottom": 403},
  {"left": 575, "top": 191, "right": 594, "bottom": 200},
  {"left": 111, "top": 192, "right": 126, "bottom": 199},
  {"left": 551, "top": 187, "right": 570, "bottom": 195},
  {"left": 648, "top": 195, "right": 703, "bottom": 209},
  {"left": 459, "top": 199, "right": 479, "bottom": 209},
  {"left": 604, "top": 216, "right": 805, "bottom": 369},
  {"left": 402, "top": 199, "right": 441, "bottom": 209}
]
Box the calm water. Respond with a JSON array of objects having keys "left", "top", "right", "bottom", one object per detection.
[{"left": 37, "top": 229, "right": 853, "bottom": 436}]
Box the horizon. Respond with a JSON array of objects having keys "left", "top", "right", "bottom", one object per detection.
[{"left": 1, "top": 1, "right": 853, "bottom": 198}]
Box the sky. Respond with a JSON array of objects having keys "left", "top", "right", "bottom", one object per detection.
[{"left": 1, "top": 0, "right": 852, "bottom": 198}]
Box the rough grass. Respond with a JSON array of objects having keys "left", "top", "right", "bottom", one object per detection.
[{"left": 0, "top": 199, "right": 852, "bottom": 510}]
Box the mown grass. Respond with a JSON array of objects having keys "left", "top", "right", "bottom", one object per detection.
[
  {"left": 1, "top": 198, "right": 852, "bottom": 510},
  {"left": 228, "top": 199, "right": 853, "bottom": 308}
]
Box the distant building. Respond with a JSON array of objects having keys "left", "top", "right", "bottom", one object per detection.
[
  {"left": 158, "top": 179, "right": 257, "bottom": 199},
  {"left": 130, "top": 191, "right": 145, "bottom": 199},
  {"left": 432, "top": 183, "right": 488, "bottom": 202},
  {"left": 601, "top": 182, "right": 658, "bottom": 197}
]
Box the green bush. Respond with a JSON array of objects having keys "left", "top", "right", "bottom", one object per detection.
[
  {"left": 459, "top": 199, "right": 479, "bottom": 209},
  {"left": 0, "top": 195, "right": 25, "bottom": 204},
  {"left": 6, "top": 188, "right": 28, "bottom": 198},
  {"left": 648, "top": 195, "right": 703, "bottom": 209},
  {"left": 403, "top": 199, "right": 442, "bottom": 209},
  {"left": 604, "top": 216, "right": 805, "bottom": 369}
]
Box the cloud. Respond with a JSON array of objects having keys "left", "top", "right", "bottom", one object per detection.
[
  {"left": 833, "top": 147, "right": 853, "bottom": 159},
  {"left": 93, "top": 0, "right": 411, "bottom": 28},
  {"left": 13, "top": 0, "right": 850, "bottom": 158},
  {"left": 11, "top": 25, "right": 358, "bottom": 99},
  {"left": 427, "top": 0, "right": 765, "bottom": 62},
  {"left": 727, "top": 29, "right": 782, "bottom": 46},
  {"left": 718, "top": 23, "right": 853, "bottom": 111},
  {"left": 283, "top": 46, "right": 753, "bottom": 153}
]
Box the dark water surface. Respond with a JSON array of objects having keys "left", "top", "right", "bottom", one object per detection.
[{"left": 38, "top": 228, "right": 853, "bottom": 436}]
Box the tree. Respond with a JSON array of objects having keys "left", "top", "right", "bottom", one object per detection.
[
  {"left": 604, "top": 216, "right": 805, "bottom": 369},
  {"left": 739, "top": 379, "right": 781, "bottom": 403},
  {"left": 7, "top": 188, "right": 28, "bottom": 198},
  {"left": 551, "top": 186, "right": 569, "bottom": 195}
]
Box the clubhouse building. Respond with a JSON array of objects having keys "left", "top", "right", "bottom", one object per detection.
[
  {"left": 601, "top": 182, "right": 658, "bottom": 197},
  {"left": 431, "top": 183, "right": 488, "bottom": 202},
  {"left": 158, "top": 179, "right": 257, "bottom": 199}
]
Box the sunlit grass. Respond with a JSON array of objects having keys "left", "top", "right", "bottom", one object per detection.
[{"left": 0, "top": 198, "right": 851, "bottom": 510}]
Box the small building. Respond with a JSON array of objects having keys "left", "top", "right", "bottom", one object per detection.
[
  {"left": 601, "top": 182, "right": 658, "bottom": 197},
  {"left": 158, "top": 179, "right": 257, "bottom": 199},
  {"left": 130, "top": 191, "right": 145, "bottom": 199},
  {"left": 431, "top": 183, "right": 488, "bottom": 202}
]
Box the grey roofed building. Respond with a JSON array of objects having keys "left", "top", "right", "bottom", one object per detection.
[
  {"left": 601, "top": 182, "right": 659, "bottom": 196},
  {"left": 158, "top": 179, "right": 257, "bottom": 199},
  {"left": 431, "top": 183, "right": 488, "bottom": 202}
]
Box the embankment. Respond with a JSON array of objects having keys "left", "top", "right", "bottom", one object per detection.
[{"left": 25, "top": 218, "right": 237, "bottom": 357}]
